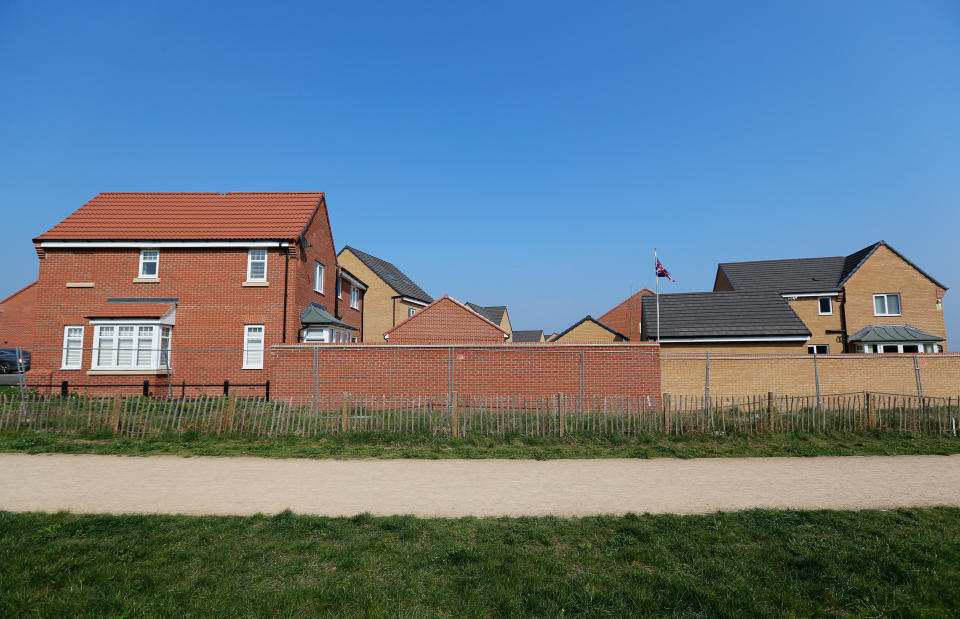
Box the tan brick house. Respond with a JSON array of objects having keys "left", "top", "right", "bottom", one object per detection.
[
  {"left": 383, "top": 295, "right": 509, "bottom": 344},
  {"left": 30, "top": 192, "right": 362, "bottom": 393},
  {"left": 337, "top": 246, "right": 433, "bottom": 343},
  {"left": 714, "top": 241, "right": 947, "bottom": 353},
  {"left": 552, "top": 316, "right": 628, "bottom": 343}
]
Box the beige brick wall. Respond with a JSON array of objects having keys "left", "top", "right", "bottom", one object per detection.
[
  {"left": 662, "top": 353, "right": 960, "bottom": 398},
  {"left": 500, "top": 310, "right": 512, "bottom": 342},
  {"left": 786, "top": 296, "right": 842, "bottom": 352},
  {"left": 843, "top": 245, "right": 947, "bottom": 350},
  {"left": 555, "top": 320, "right": 625, "bottom": 343}
]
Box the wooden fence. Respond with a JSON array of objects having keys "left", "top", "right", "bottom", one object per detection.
[{"left": 0, "top": 391, "right": 958, "bottom": 438}]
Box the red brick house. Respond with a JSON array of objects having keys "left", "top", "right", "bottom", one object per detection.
[
  {"left": 0, "top": 281, "right": 37, "bottom": 348},
  {"left": 598, "top": 288, "right": 654, "bottom": 341},
  {"left": 382, "top": 295, "right": 509, "bottom": 344},
  {"left": 30, "top": 192, "right": 363, "bottom": 393}
]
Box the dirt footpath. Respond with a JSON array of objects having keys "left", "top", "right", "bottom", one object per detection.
[{"left": 1, "top": 454, "right": 959, "bottom": 517}]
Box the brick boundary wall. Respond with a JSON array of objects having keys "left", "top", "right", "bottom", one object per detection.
[
  {"left": 269, "top": 343, "right": 662, "bottom": 404},
  {"left": 661, "top": 353, "right": 960, "bottom": 398}
]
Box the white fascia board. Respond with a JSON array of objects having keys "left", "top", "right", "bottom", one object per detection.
[
  {"left": 659, "top": 336, "right": 811, "bottom": 343},
  {"left": 781, "top": 292, "right": 839, "bottom": 298},
  {"left": 400, "top": 296, "right": 429, "bottom": 307},
  {"left": 340, "top": 272, "right": 367, "bottom": 290},
  {"left": 41, "top": 241, "right": 289, "bottom": 248}
]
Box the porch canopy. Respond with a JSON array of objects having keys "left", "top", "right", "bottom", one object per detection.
[{"left": 848, "top": 324, "right": 943, "bottom": 353}]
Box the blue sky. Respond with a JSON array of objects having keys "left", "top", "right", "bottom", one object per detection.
[{"left": 1, "top": 1, "right": 958, "bottom": 340}]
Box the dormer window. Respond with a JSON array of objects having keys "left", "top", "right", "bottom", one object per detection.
[
  {"left": 874, "top": 293, "right": 901, "bottom": 316},
  {"left": 139, "top": 250, "right": 159, "bottom": 278},
  {"left": 818, "top": 297, "right": 832, "bottom": 315}
]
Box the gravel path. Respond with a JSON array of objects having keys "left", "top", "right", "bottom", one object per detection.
[{"left": 1, "top": 453, "right": 959, "bottom": 517}]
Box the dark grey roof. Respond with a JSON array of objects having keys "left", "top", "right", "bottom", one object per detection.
[
  {"left": 465, "top": 303, "right": 507, "bottom": 325},
  {"left": 848, "top": 324, "right": 943, "bottom": 343},
  {"left": 641, "top": 291, "right": 811, "bottom": 340},
  {"left": 512, "top": 330, "right": 543, "bottom": 343},
  {"left": 718, "top": 256, "right": 846, "bottom": 293},
  {"left": 340, "top": 246, "right": 433, "bottom": 303},
  {"left": 300, "top": 303, "right": 356, "bottom": 330},
  {"left": 718, "top": 241, "right": 947, "bottom": 294},
  {"left": 554, "top": 316, "right": 628, "bottom": 341}
]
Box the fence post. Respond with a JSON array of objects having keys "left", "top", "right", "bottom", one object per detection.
[
  {"left": 111, "top": 391, "right": 123, "bottom": 434},
  {"left": 767, "top": 391, "right": 774, "bottom": 431},
  {"left": 913, "top": 355, "right": 924, "bottom": 398},
  {"left": 225, "top": 393, "right": 236, "bottom": 434},
  {"left": 813, "top": 353, "right": 822, "bottom": 411},
  {"left": 265, "top": 380, "right": 271, "bottom": 401},
  {"left": 341, "top": 392, "right": 349, "bottom": 433},
  {"left": 223, "top": 380, "right": 229, "bottom": 397},
  {"left": 60, "top": 381, "right": 68, "bottom": 397},
  {"left": 704, "top": 352, "right": 710, "bottom": 411},
  {"left": 558, "top": 393, "right": 565, "bottom": 438},
  {"left": 181, "top": 381, "right": 186, "bottom": 399},
  {"left": 663, "top": 393, "right": 671, "bottom": 435},
  {"left": 866, "top": 391, "right": 875, "bottom": 429},
  {"left": 142, "top": 380, "right": 149, "bottom": 397},
  {"left": 451, "top": 390, "right": 458, "bottom": 437}
]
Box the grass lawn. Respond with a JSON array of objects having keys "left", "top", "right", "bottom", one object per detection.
[
  {"left": 1, "top": 508, "right": 958, "bottom": 616},
  {"left": 0, "top": 429, "right": 958, "bottom": 460}
]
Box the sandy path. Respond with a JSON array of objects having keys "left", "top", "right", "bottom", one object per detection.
[{"left": 1, "top": 453, "right": 959, "bottom": 517}]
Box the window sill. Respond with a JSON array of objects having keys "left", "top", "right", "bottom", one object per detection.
[
  {"left": 874, "top": 314, "right": 902, "bottom": 318},
  {"left": 241, "top": 366, "right": 264, "bottom": 370},
  {"left": 87, "top": 369, "right": 170, "bottom": 376},
  {"left": 242, "top": 281, "right": 269, "bottom": 287},
  {"left": 60, "top": 367, "right": 83, "bottom": 371},
  {"left": 133, "top": 277, "right": 160, "bottom": 283}
]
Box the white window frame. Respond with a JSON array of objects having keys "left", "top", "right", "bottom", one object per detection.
[
  {"left": 408, "top": 308, "right": 416, "bottom": 318},
  {"left": 817, "top": 296, "right": 832, "bottom": 315},
  {"left": 247, "top": 249, "right": 268, "bottom": 282},
  {"left": 90, "top": 322, "right": 171, "bottom": 370},
  {"left": 61, "top": 326, "right": 84, "bottom": 369},
  {"left": 873, "top": 293, "right": 901, "bottom": 316},
  {"left": 350, "top": 287, "right": 360, "bottom": 310},
  {"left": 138, "top": 249, "right": 159, "bottom": 278},
  {"left": 337, "top": 277, "right": 342, "bottom": 299},
  {"left": 314, "top": 262, "right": 325, "bottom": 294},
  {"left": 303, "top": 327, "right": 329, "bottom": 343},
  {"left": 243, "top": 325, "right": 265, "bottom": 369},
  {"left": 807, "top": 344, "right": 828, "bottom": 355}
]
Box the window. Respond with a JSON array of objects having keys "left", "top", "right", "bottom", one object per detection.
[
  {"left": 91, "top": 323, "right": 171, "bottom": 370},
  {"left": 350, "top": 287, "right": 360, "bottom": 309},
  {"left": 314, "top": 262, "right": 324, "bottom": 293},
  {"left": 874, "top": 293, "right": 901, "bottom": 316},
  {"left": 139, "top": 250, "right": 159, "bottom": 278},
  {"left": 247, "top": 250, "right": 267, "bottom": 282},
  {"left": 61, "top": 326, "right": 84, "bottom": 369},
  {"left": 303, "top": 327, "right": 329, "bottom": 343},
  {"left": 337, "top": 277, "right": 342, "bottom": 299},
  {"left": 408, "top": 308, "right": 416, "bottom": 318},
  {"left": 818, "top": 297, "right": 832, "bottom": 315},
  {"left": 351, "top": 336, "right": 358, "bottom": 343},
  {"left": 243, "top": 325, "right": 264, "bottom": 369},
  {"left": 807, "top": 344, "right": 828, "bottom": 355}
]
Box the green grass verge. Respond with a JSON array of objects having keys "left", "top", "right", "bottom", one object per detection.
[
  {"left": 0, "top": 429, "right": 958, "bottom": 459},
  {"left": 2, "top": 508, "right": 959, "bottom": 616}
]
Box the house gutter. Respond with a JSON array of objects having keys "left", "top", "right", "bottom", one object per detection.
[
  {"left": 282, "top": 243, "right": 290, "bottom": 343},
  {"left": 838, "top": 287, "right": 849, "bottom": 352}
]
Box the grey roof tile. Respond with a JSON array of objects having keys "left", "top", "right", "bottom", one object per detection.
[
  {"left": 847, "top": 324, "right": 943, "bottom": 343},
  {"left": 641, "top": 291, "right": 811, "bottom": 340},
  {"left": 465, "top": 303, "right": 507, "bottom": 325},
  {"left": 511, "top": 330, "right": 543, "bottom": 343},
  {"left": 341, "top": 246, "right": 433, "bottom": 303},
  {"left": 300, "top": 302, "right": 356, "bottom": 330}
]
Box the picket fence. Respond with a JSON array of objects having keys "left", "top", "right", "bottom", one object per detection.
[{"left": 0, "top": 391, "right": 958, "bottom": 438}]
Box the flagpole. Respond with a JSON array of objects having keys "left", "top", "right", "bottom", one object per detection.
[{"left": 655, "top": 248, "right": 660, "bottom": 343}]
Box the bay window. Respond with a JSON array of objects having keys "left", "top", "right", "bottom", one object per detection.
[{"left": 91, "top": 323, "right": 172, "bottom": 370}]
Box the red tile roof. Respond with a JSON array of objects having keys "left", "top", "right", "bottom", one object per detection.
[
  {"left": 35, "top": 192, "right": 325, "bottom": 241},
  {"left": 85, "top": 304, "right": 175, "bottom": 319}
]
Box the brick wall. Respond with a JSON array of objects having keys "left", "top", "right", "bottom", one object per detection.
[
  {"left": 661, "top": 352, "right": 960, "bottom": 398},
  {"left": 385, "top": 296, "right": 506, "bottom": 344},
  {"left": 787, "top": 296, "right": 842, "bottom": 352},
  {"left": 598, "top": 289, "right": 651, "bottom": 341},
  {"left": 269, "top": 343, "right": 662, "bottom": 403},
  {"left": 0, "top": 281, "right": 37, "bottom": 348}
]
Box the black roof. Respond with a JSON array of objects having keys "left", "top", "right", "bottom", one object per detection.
[
  {"left": 641, "top": 291, "right": 811, "bottom": 340},
  {"left": 512, "top": 329, "right": 543, "bottom": 343},
  {"left": 300, "top": 303, "right": 356, "bottom": 330},
  {"left": 718, "top": 241, "right": 947, "bottom": 294},
  {"left": 340, "top": 246, "right": 433, "bottom": 303},
  {"left": 465, "top": 303, "right": 507, "bottom": 325},
  {"left": 554, "top": 316, "right": 629, "bottom": 341},
  {"left": 847, "top": 324, "right": 944, "bottom": 343}
]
